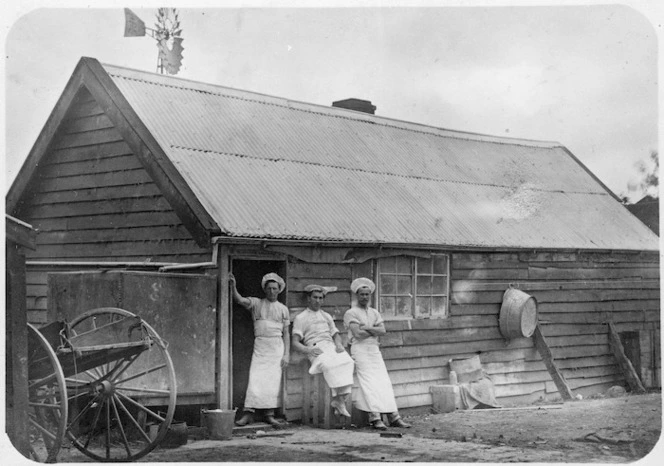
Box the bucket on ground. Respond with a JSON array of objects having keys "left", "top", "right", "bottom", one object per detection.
[
  {"left": 202, "top": 409, "right": 236, "bottom": 440},
  {"left": 499, "top": 286, "right": 538, "bottom": 339}
]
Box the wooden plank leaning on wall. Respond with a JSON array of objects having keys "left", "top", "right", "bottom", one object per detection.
[
  {"left": 532, "top": 324, "right": 574, "bottom": 401},
  {"left": 607, "top": 322, "right": 646, "bottom": 394}
]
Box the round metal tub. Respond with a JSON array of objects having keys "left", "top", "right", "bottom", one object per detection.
[{"left": 499, "top": 287, "right": 538, "bottom": 339}]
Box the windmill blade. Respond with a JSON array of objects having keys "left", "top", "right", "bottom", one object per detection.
[{"left": 159, "top": 37, "right": 185, "bottom": 75}]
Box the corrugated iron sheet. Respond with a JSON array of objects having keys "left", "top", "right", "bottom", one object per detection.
[{"left": 103, "top": 64, "right": 659, "bottom": 251}]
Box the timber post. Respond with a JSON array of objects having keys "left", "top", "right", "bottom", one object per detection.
[
  {"left": 5, "top": 216, "right": 36, "bottom": 458},
  {"left": 607, "top": 322, "right": 646, "bottom": 393},
  {"left": 216, "top": 243, "right": 231, "bottom": 408},
  {"left": 532, "top": 324, "right": 574, "bottom": 400}
]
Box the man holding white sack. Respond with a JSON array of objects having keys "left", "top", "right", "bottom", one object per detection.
[
  {"left": 291, "top": 284, "right": 355, "bottom": 418},
  {"left": 343, "top": 277, "right": 411, "bottom": 430},
  {"left": 230, "top": 272, "right": 290, "bottom": 428}
]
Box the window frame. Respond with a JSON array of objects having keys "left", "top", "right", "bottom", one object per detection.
[{"left": 375, "top": 253, "right": 450, "bottom": 320}]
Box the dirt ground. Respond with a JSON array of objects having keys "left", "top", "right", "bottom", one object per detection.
[{"left": 57, "top": 391, "right": 661, "bottom": 463}]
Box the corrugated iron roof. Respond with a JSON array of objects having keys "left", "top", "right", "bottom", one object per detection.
[{"left": 103, "top": 63, "right": 659, "bottom": 251}]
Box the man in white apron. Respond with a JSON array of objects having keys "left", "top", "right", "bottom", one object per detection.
[
  {"left": 343, "top": 277, "right": 411, "bottom": 430},
  {"left": 292, "top": 284, "right": 355, "bottom": 418},
  {"left": 230, "top": 272, "right": 290, "bottom": 428}
]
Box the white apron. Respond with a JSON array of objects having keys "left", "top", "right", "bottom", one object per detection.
[
  {"left": 244, "top": 320, "right": 284, "bottom": 409},
  {"left": 350, "top": 339, "right": 398, "bottom": 413},
  {"left": 308, "top": 340, "right": 355, "bottom": 389}
]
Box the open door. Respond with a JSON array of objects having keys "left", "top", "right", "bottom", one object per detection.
[{"left": 230, "top": 259, "right": 287, "bottom": 419}]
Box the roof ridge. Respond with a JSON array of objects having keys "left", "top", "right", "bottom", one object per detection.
[
  {"left": 170, "top": 144, "right": 607, "bottom": 196},
  {"left": 105, "top": 66, "right": 563, "bottom": 150}
]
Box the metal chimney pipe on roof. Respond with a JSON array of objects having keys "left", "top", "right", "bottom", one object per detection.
[{"left": 332, "top": 98, "right": 376, "bottom": 115}]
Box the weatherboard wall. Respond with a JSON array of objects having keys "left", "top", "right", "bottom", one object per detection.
[
  {"left": 18, "top": 241, "right": 660, "bottom": 416},
  {"left": 14, "top": 87, "right": 209, "bottom": 323},
  {"left": 284, "top": 250, "right": 660, "bottom": 421}
]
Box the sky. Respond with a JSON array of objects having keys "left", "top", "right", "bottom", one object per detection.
[{"left": 1, "top": 0, "right": 662, "bottom": 202}]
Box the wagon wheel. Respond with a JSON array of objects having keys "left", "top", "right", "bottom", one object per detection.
[
  {"left": 27, "top": 323, "right": 68, "bottom": 463},
  {"left": 64, "top": 307, "right": 177, "bottom": 462}
]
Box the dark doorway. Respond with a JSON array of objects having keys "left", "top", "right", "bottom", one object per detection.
[
  {"left": 620, "top": 331, "right": 642, "bottom": 387},
  {"left": 231, "top": 259, "right": 286, "bottom": 417}
]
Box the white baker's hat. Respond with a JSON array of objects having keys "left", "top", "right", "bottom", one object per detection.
[
  {"left": 261, "top": 273, "right": 285, "bottom": 293},
  {"left": 304, "top": 284, "right": 327, "bottom": 296},
  {"left": 351, "top": 277, "right": 375, "bottom": 294}
]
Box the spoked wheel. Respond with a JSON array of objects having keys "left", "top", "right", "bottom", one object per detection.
[
  {"left": 27, "top": 323, "right": 68, "bottom": 463},
  {"left": 64, "top": 307, "right": 177, "bottom": 462}
]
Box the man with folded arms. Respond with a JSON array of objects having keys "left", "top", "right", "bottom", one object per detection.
[{"left": 343, "top": 277, "right": 411, "bottom": 430}]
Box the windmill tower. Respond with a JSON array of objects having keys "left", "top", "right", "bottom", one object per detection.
[{"left": 124, "top": 8, "right": 184, "bottom": 75}]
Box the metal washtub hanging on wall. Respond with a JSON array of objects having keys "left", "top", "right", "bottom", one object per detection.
[{"left": 499, "top": 284, "right": 538, "bottom": 339}]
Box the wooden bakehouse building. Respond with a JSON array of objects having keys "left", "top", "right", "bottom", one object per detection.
[{"left": 6, "top": 57, "right": 660, "bottom": 420}]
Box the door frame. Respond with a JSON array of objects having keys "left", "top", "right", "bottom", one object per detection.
[{"left": 228, "top": 257, "right": 287, "bottom": 413}]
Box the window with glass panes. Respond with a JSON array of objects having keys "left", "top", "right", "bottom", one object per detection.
[{"left": 378, "top": 255, "right": 449, "bottom": 319}]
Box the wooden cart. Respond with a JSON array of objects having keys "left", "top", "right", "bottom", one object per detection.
[{"left": 27, "top": 307, "right": 177, "bottom": 462}]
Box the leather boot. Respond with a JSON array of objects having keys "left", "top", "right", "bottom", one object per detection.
[
  {"left": 331, "top": 398, "right": 351, "bottom": 418},
  {"left": 388, "top": 413, "right": 411, "bottom": 428},
  {"left": 263, "top": 410, "right": 282, "bottom": 429},
  {"left": 390, "top": 418, "right": 412, "bottom": 428},
  {"left": 371, "top": 419, "right": 388, "bottom": 430},
  {"left": 235, "top": 411, "right": 254, "bottom": 426}
]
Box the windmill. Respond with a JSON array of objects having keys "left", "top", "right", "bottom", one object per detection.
[{"left": 124, "top": 8, "right": 184, "bottom": 75}]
